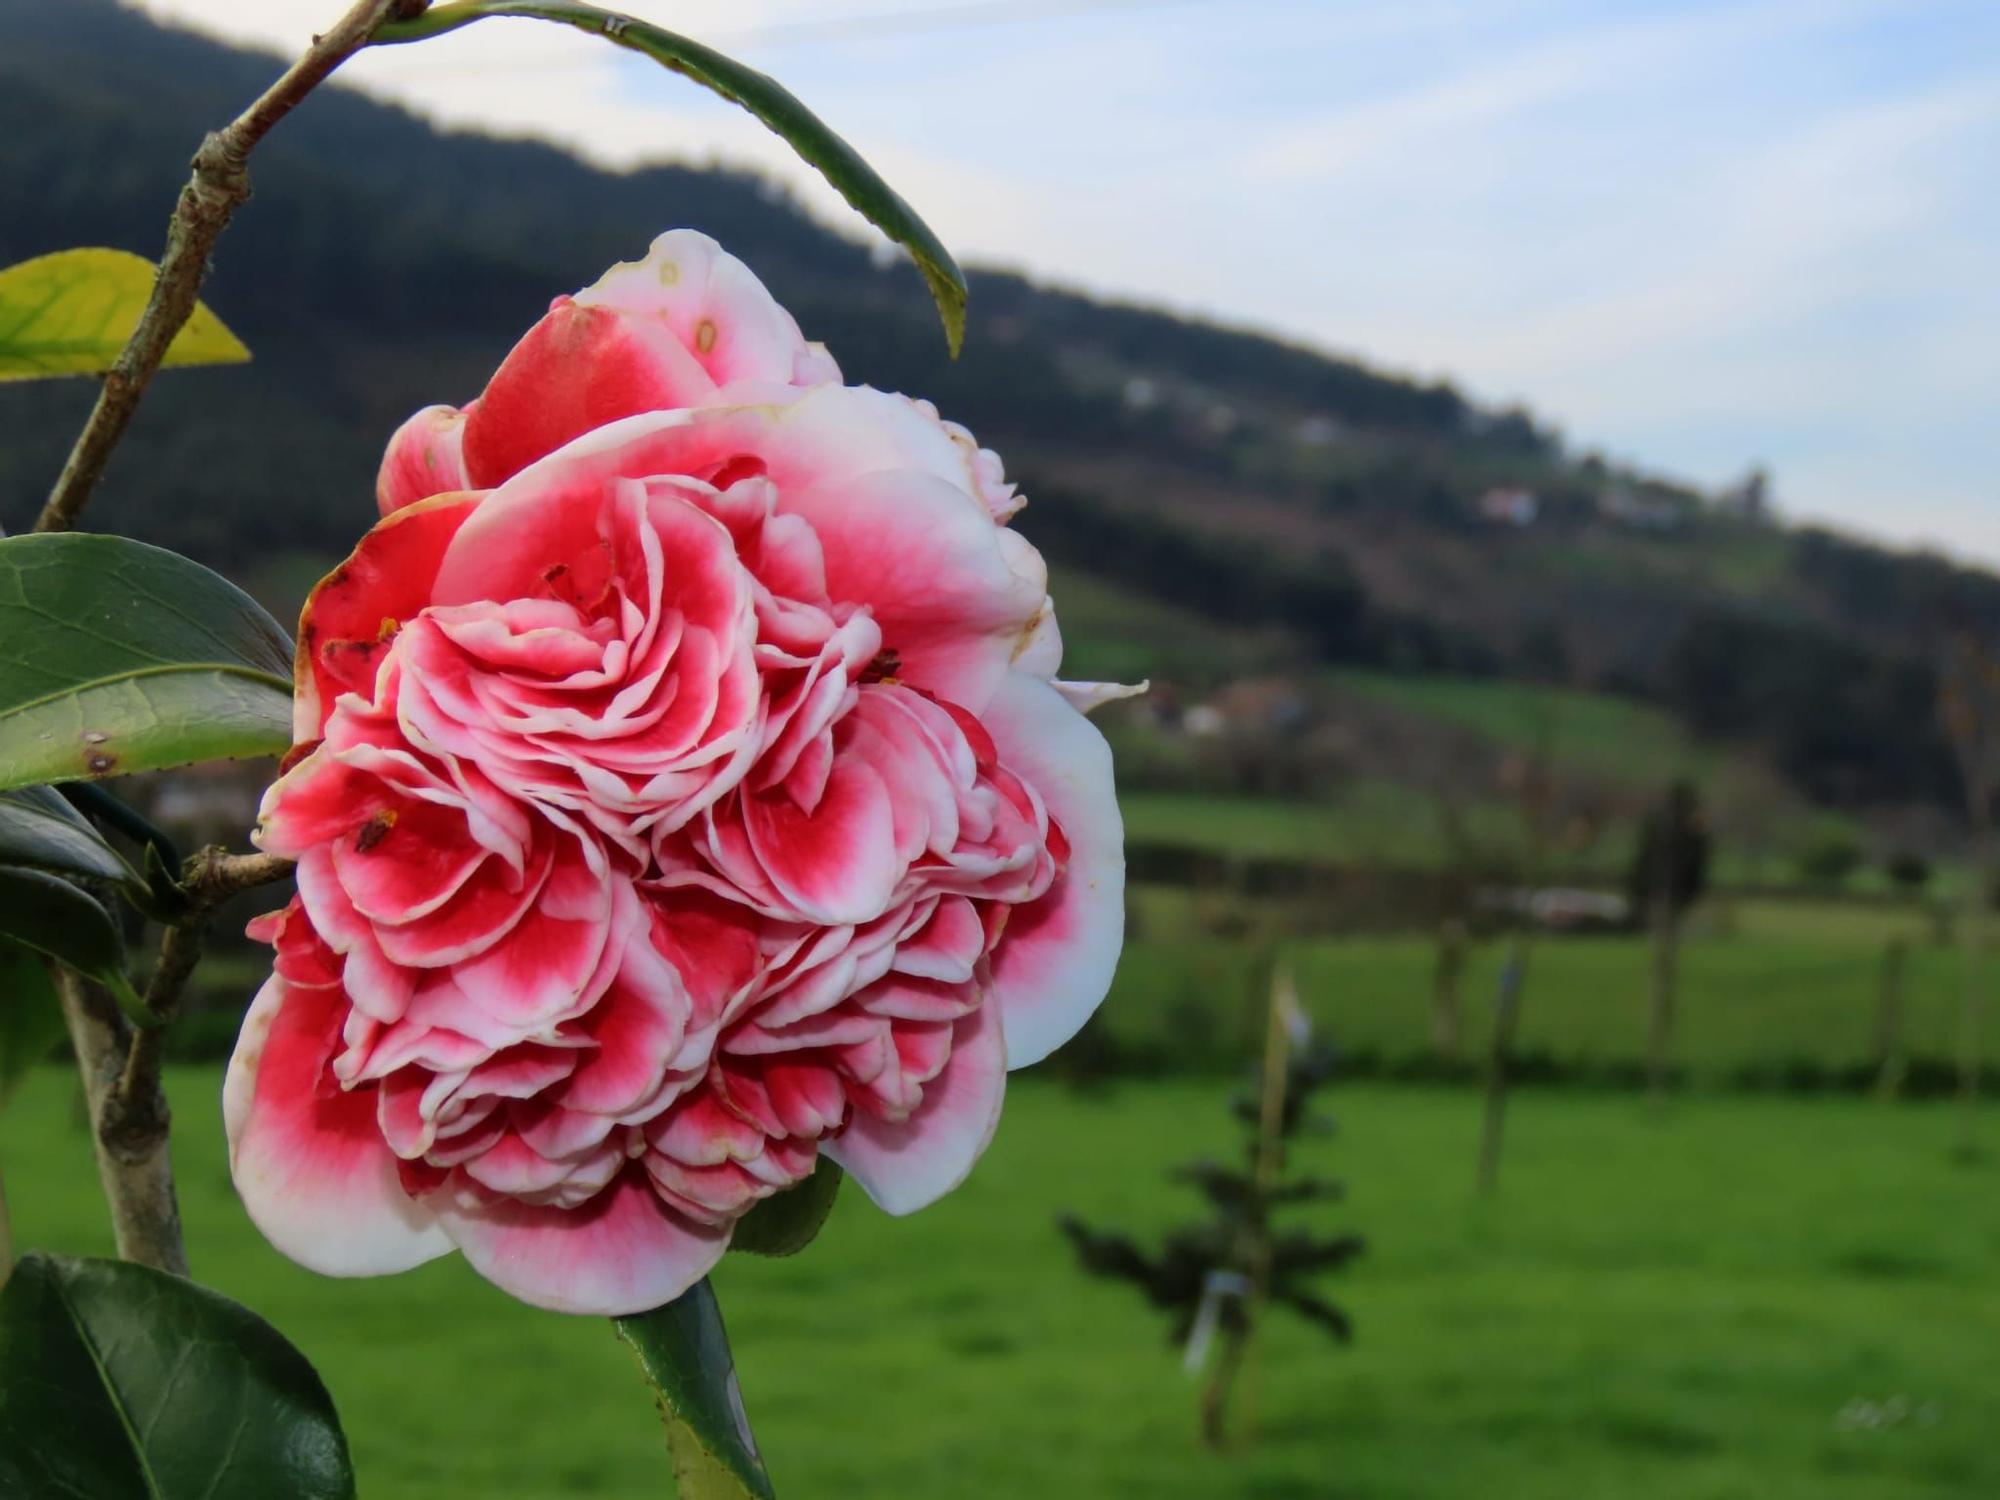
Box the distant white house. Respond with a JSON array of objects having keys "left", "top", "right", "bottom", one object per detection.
[
  {"left": 1478, "top": 486, "right": 1539, "bottom": 527},
  {"left": 1183, "top": 704, "right": 1228, "bottom": 738}
]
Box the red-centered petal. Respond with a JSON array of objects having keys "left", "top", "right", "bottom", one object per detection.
[
  {"left": 225, "top": 973, "right": 452, "bottom": 1275},
  {"left": 891, "top": 895, "right": 986, "bottom": 983},
  {"left": 330, "top": 793, "right": 492, "bottom": 924},
  {"left": 647, "top": 1087, "right": 769, "bottom": 1167},
  {"left": 294, "top": 491, "right": 484, "bottom": 740},
  {"left": 372, "top": 834, "right": 552, "bottom": 968},
  {"left": 736, "top": 754, "right": 899, "bottom": 925},
  {"left": 762, "top": 1060, "right": 847, "bottom": 1138},
  {"left": 448, "top": 839, "right": 616, "bottom": 1030},
  {"left": 775, "top": 466, "right": 1046, "bottom": 714},
  {"left": 824, "top": 997, "right": 1005, "bottom": 1216},
  {"left": 461, "top": 297, "right": 718, "bottom": 487},
  {"left": 378, "top": 404, "right": 471, "bottom": 516},
  {"left": 433, "top": 1167, "right": 728, "bottom": 1316},
  {"left": 981, "top": 672, "right": 1126, "bottom": 1069},
  {"left": 558, "top": 912, "right": 695, "bottom": 1116},
  {"left": 648, "top": 887, "right": 764, "bottom": 1016},
  {"left": 458, "top": 1132, "right": 620, "bottom": 1201},
  {"left": 576, "top": 229, "right": 840, "bottom": 390},
  {"left": 857, "top": 972, "right": 983, "bottom": 1023},
  {"left": 434, "top": 406, "right": 785, "bottom": 608},
  {"left": 256, "top": 748, "right": 395, "bottom": 860},
  {"left": 724, "top": 1007, "right": 883, "bottom": 1056}
]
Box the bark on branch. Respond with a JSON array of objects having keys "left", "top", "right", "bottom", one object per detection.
[
  {"left": 54, "top": 967, "right": 187, "bottom": 1274},
  {"left": 34, "top": 0, "right": 429, "bottom": 533}
]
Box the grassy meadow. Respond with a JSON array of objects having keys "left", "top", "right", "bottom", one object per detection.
[
  {"left": 5, "top": 1070, "right": 1995, "bottom": 1499},
  {"left": 1085, "top": 890, "right": 1964, "bottom": 1086}
]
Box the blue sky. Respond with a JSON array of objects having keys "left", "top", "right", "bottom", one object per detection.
[{"left": 144, "top": 0, "right": 2000, "bottom": 563}]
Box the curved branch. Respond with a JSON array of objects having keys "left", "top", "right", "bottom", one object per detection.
[{"left": 35, "top": 0, "right": 431, "bottom": 533}]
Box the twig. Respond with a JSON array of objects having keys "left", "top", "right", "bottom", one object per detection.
[
  {"left": 34, "top": 0, "right": 430, "bottom": 533},
  {"left": 112, "top": 850, "right": 297, "bottom": 1141},
  {"left": 181, "top": 849, "right": 297, "bottom": 914}
]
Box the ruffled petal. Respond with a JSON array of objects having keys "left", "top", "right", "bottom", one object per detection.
[
  {"left": 824, "top": 997, "right": 1005, "bottom": 1215},
  {"left": 432, "top": 1169, "right": 728, "bottom": 1315},
  {"left": 461, "top": 296, "right": 718, "bottom": 487},
  {"left": 577, "top": 229, "right": 840, "bottom": 390},
  {"left": 225, "top": 973, "right": 453, "bottom": 1275},
  {"left": 981, "top": 673, "right": 1126, "bottom": 1069},
  {"left": 377, "top": 404, "right": 471, "bottom": 516},
  {"left": 293, "top": 490, "right": 484, "bottom": 739}
]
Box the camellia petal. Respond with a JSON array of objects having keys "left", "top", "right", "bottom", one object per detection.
[
  {"left": 225, "top": 970, "right": 454, "bottom": 1276},
  {"left": 377, "top": 404, "right": 472, "bottom": 516},
  {"left": 825, "top": 996, "right": 1006, "bottom": 1215},
  {"left": 431, "top": 1169, "right": 730, "bottom": 1316},
  {"left": 294, "top": 490, "right": 485, "bottom": 738},
  {"left": 981, "top": 672, "right": 1127, "bottom": 1069}
]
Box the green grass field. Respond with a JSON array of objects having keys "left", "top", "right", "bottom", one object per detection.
[
  {"left": 5, "top": 1071, "right": 1995, "bottom": 1499},
  {"left": 1099, "top": 895, "right": 1970, "bottom": 1083}
]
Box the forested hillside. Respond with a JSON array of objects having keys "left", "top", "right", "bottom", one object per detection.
[{"left": 3, "top": 0, "right": 1994, "bottom": 816}]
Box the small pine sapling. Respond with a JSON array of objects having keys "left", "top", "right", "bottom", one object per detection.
[{"left": 1058, "top": 969, "right": 1363, "bottom": 1447}]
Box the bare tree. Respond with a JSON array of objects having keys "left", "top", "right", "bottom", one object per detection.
[
  {"left": 1475, "top": 714, "right": 1560, "bottom": 1196},
  {"left": 1939, "top": 629, "right": 2000, "bottom": 1159},
  {"left": 1631, "top": 780, "right": 1711, "bottom": 1109}
]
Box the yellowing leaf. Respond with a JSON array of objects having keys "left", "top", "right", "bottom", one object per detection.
[{"left": 0, "top": 248, "right": 250, "bottom": 382}]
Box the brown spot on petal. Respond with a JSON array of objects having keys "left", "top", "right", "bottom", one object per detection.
[
  {"left": 377, "top": 616, "right": 401, "bottom": 643},
  {"left": 695, "top": 319, "right": 717, "bottom": 353},
  {"left": 354, "top": 808, "right": 398, "bottom": 854},
  {"left": 860, "top": 648, "right": 903, "bottom": 685}
]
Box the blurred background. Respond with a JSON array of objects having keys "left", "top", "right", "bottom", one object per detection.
[{"left": 4, "top": 1, "right": 1999, "bottom": 1495}]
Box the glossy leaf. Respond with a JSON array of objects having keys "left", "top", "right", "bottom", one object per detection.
[
  {"left": 0, "top": 248, "right": 250, "bottom": 381},
  {"left": 0, "top": 533, "right": 294, "bottom": 792},
  {"left": 0, "top": 1253, "right": 355, "bottom": 1500},
  {"left": 729, "top": 1161, "right": 842, "bottom": 1258},
  {"left": 374, "top": 1, "right": 968, "bottom": 355},
  {"left": 614, "top": 1278, "right": 775, "bottom": 1500},
  {"left": 0, "top": 785, "right": 141, "bottom": 890},
  {"left": 59, "top": 781, "right": 189, "bottom": 920},
  {"left": 0, "top": 868, "right": 141, "bottom": 1019},
  {"left": 0, "top": 941, "right": 64, "bottom": 1105}
]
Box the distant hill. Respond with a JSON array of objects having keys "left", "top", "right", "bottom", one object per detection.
[{"left": 3, "top": 0, "right": 1995, "bottom": 817}]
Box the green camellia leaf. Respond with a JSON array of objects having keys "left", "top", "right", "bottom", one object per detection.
[
  {"left": 0, "top": 867, "right": 141, "bottom": 1020},
  {"left": 0, "top": 1253, "right": 356, "bottom": 1500},
  {"left": 0, "top": 785, "right": 142, "bottom": 890},
  {"left": 0, "top": 248, "right": 250, "bottom": 381},
  {"left": 614, "top": 1278, "right": 776, "bottom": 1500},
  {"left": 0, "top": 533, "right": 294, "bottom": 792},
  {"left": 729, "top": 1161, "right": 843, "bottom": 1258},
  {"left": 0, "top": 941, "right": 65, "bottom": 1106},
  {"left": 373, "top": 0, "right": 969, "bottom": 356}
]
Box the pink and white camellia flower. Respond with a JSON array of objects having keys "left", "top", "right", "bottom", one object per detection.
[{"left": 226, "top": 231, "right": 1135, "bottom": 1315}]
